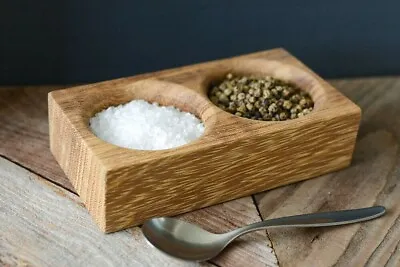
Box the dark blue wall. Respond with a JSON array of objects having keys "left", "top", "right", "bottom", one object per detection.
[{"left": 1, "top": 1, "right": 399, "bottom": 85}]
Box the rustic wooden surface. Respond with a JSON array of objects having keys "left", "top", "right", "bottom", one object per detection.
[
  {"left": 256, "top": 77, "right": 400, "bottom": 267},
  {"left": 48, "top": 49, "right": 361, "bottom": 232},
  {"left": 0, "top": 86, "right": 73, "bottom": 191},
  {"left": 1, "top": 76, "right": 399, "bottom": 266}
]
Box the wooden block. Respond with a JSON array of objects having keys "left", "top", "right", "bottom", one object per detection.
[{"left": 48, "top": 48, "right": 361, "bottom": 233}]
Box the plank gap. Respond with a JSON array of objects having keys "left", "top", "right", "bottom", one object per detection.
[
  {"left": 252, "top": 194, "right": 281, "bottom": 267},
  {"left": 0, "top": 154, "right": 77, "bottom": 195},
  {"left": 207, "top": 260, "right": 222, "bottom": 267}
]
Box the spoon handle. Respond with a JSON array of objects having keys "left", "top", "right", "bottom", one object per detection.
[{"left": 233, "top": 206, "right": 385, "bottom": 237}]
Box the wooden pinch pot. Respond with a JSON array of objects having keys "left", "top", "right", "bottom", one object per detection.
[{"left": 48, "top": 48, "right": 361, "bottom": 233}]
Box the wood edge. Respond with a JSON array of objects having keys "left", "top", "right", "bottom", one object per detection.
[
  {"left": 48, "top": 91, "right": 108, "bottom": 232},
  {"left": 47, "top": 92, "right": 60, "bottom": 165}
]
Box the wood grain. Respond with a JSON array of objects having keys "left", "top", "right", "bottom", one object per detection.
[
  {"left": 0, "top": 156, "right": 216, "bottom": 267},
  {"left": 178, "top": 197, "right": 278, "bottom": 267},
  {"left": 255, "top": 77, "right": 400, "bottom": 267},
  {"left": 2, "top": 76, "right": 400, "bottom": 266},
  {"left": 0, "top": 86, "right": 73, "bottom": 191},
  {"left": 48, "top": 48, "right": 361, "bottom": 232},
  {"left": 0, "top": 85, "right": 278, "bottom": 265},
  {"left": 0, "top": 156, "right": 277, "bottom": 267}
]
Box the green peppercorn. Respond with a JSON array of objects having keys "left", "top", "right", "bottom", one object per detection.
[
  {"left": 239, "top": 77, "right": 248, "bottom": 84},
  {"left": 299, "top": 98, "right": 307, "bottom": 108},
  {"left": 237, "top": 104, "right": 247, "bottom": 113},
  {"left": 208, "top": 73, "right": 313, "bottom": 121},
  {"left": 268, "top": 103, "right": 278, "bottom": 113},
  {"left": 263, "top": 89, "right": 271, "bottom": 98},
  {"left": 293, "top": 104, "right": 302, "bottom": 113},
  {"left": 246, "top": 103, "right": 254, "bottom": 111},
  {"left": 259, "top": 107, "right": 267, "bottom": 115},
  {"left": 302, "top": 108, "right": 311, "bottom": 115},
  {"left": 237, "top": 93, "right": 245, "bottom": 101},
  {"left": 218, "top": 94, "right": 229, "bottom": 104},
  {"left": 283, "top": 100, "right": 292, "bottom": 110},
  {"left": 291, "top": 94, "right": 301, "bottom": 103},
  {"left": 236, "top": 100, "right": 245, "bottom": 107},
  {"left": 223, "top": 88, "right": 232, "bottom": 96},
  {"left": 279, "top": 112, "right": 288, "bottom": 120},
  {"left": 228, "top": 102, "right": 236, "bottom": 111},
  {"left": 263, "top": 113, "right": 272, "bottom": 120},
  {"left": 282, "top": 88, "right": 291, "bottom": 98},
  {"left": 262, "top": 98, "right": 270, "bottom": 107},
  {"left": 211, "top": 87, "right": 219, "bottom": 95}
]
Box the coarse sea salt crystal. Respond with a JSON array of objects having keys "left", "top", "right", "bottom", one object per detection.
[{"left": 89, "top": 99, "right": 205, "bottom": 150}]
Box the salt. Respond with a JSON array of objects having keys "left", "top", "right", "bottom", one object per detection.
[{"left": 89, "top": 99, "right": 205, "bottom": 150}]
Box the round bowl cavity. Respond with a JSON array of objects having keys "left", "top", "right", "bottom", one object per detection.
[
  {"left": 85, "top": 80, "right": 213, "bottom": 151},
  {"left": 202, "top": 59, "right": 326, "bottom": 122}
]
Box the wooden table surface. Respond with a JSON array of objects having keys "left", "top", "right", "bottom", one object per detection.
[{"left": 1, "top": 76, "right": 400, "bottom": 267}]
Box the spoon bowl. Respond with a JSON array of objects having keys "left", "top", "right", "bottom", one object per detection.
[
  {"left": 142, "top": 206, "right": 386, "bottom": 261},
  {"left": 142, "top": 217, "right": 230, "bottom": 261}
]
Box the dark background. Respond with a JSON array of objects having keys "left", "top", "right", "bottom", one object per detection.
[{"left": 1, "top": 1, "right": 398, "bottom": 85}]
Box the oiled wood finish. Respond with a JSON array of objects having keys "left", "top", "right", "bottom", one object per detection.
[
  {"left": 48, "top": 48, "right": 361, "bottom": 232},
  {"left": 255, "top": 77, "right": 400, "bottom": 267}
]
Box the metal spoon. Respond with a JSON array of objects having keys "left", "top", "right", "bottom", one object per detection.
[{"left": 142, "top": 206, "right": 385, "bottom": 262}]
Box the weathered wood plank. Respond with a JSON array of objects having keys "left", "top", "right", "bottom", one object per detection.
[
  {"left": 0, "top": 86, "right": 73, "bottom": 191},
  {"left": 4, "top": 76, "right": 400, "bottom": 266},
  {"left": 255, "top": 77, "right": 400, "bottom": 267},
  {"left": 179, "top": 197, "right": 277, "bottom": 267},
  {"left": 0, "top": 156, "right": 215, "bottom": 266},
  {"left": 0, "top": 156, "right": 276, "bottom": 266}
]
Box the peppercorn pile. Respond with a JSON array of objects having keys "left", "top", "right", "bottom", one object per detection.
[{"left": 209, "top": 73, "right": 314, "bottom": 121}]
